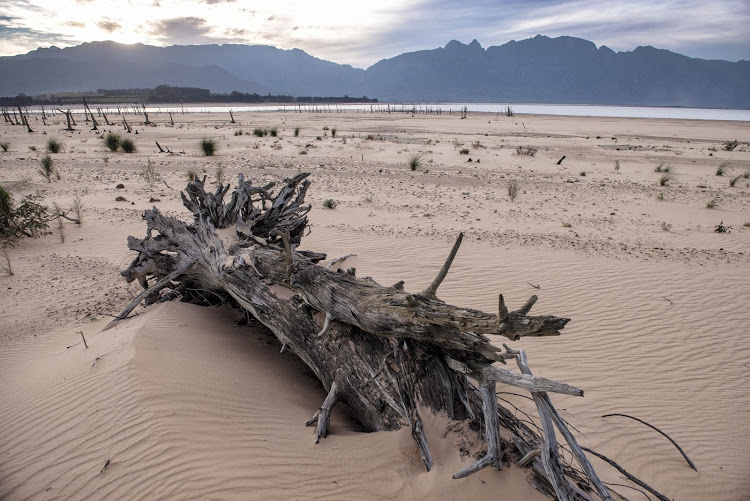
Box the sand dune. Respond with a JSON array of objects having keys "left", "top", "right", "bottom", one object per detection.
[{"left": 1, "top": 109, "right": 748, "bottom": 500}]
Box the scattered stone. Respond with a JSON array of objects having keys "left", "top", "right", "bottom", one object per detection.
[
  {"left": 562, "top": 223, "right": 572, "bottom": 228},
  {"left": 149, "top": 197, "right": 161, "bottom": 203},
  {"left": 115, "top": 196, "right": 127, "bottom": 202},
  {"left": 116, "top": 183, "right": 125, "bottom": 189}
]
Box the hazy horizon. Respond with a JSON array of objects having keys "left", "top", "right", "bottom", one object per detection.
[{"left": 1, "top": 1, "right": 748, "bottom": 67}]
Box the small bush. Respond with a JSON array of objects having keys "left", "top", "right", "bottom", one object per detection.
[
  {"left": 0, "top": 142, "right": 9, "bottom": 152},
  {"left": 471, "top": 140, "right": 483, "bottom": 149},
  {"left": 658, "top": 173, "right": 673, "bottom": 186},
  {"left": 46, "top": 138, "right": 63, "bottom": 153},
  {"left": 706, "top": 198, "right": 719, "bottom": 209},
  {"left": 70, "top": 191, "right": 84, "bottom": 224},
  {"left": 187, "top": 168, "right": 198, "bottom": 182},
  {"left": 331, "top": 128, "right": 337, "bottom": 138},
  {"left": 459, "top": 148, "right": 470, "bottom": 155},
  {"left": 0, "top": 186, "right": 50, "bottom": 245},
  {"left": 516, "top": 146, "right": 537, "bottom": 156},
  {"left": 39, "top": 155, "right": 54, "bottom": 182},
  {"left": 270, "top": 128, "right": 278, "bottom": 137},
  {"left": 200, "top": 137, "right": 217, "bottom": 156},
  {"left": 322, "top": 199, "right": 337, "bottom": 209},
  {"left": 141, "top": 158, "right": 157, "bottom": 186},
  {"left": 103, "top": 133, "right": 121, "bottom": 152},
  {"left": 614, "top": 160, "right": 620, "bottom": 172},
  {"left": 507, "top": 179, "right": 519, "bottom": 201},
  {"left": 655, "top": 162, "right": 671, "bottom": 173},
  {"left": 252, "top": 128, "right": 266, "bottom": 137},
  {"left": 724, "top": 140, "right": 738, "bottom": 151},
  {"left": 120, "top": 138, "right": 136, "bottom": 153},
  {"left": 714, "top": 221, "right": 732, "bottom": 233},
  {"left": 408, "top": 154, "right": 423, "bottom": 171},
  {"left": 294, "top": 127, "right": 300, "bottom": 137},
  {"left": 234, "top": 129, "right": 244, "bottom": 136}
]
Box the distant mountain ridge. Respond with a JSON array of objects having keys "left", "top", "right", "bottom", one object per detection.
[{"left": 1, "top": 35, "right": 748, "bottom": 108}]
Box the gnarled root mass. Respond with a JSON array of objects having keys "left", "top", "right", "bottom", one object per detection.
[{"left": 111, "top": 173, "right": 663, "bottom": 500}]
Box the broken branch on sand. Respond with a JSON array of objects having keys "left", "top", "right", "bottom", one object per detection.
[{"left": 111, "top": 172, "right": 662, "bottom": 499}]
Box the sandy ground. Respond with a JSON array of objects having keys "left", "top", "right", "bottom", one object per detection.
[{"left": 1, "top": 108, "right": 749, "bottom": 500}]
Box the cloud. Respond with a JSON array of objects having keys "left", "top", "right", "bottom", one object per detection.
[
  {"left": 65, "top": 21, "right": 85, "bottom": 28},
  {"left": 150, "top": 16, "right": 212, "bottom": 44},
  {"left": 203, "top": 0, "right": 236, "bottom": 4},
  {"left": 96, "top": 19, "right": 121, "bottom": 33}
]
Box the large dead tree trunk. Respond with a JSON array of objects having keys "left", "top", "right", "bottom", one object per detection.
[{"left": 110, "top": 173, "right": 665, "bottom": 500}]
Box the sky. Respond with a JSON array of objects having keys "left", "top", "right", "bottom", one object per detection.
[{"left": 0, "top": 0, "right": 748, "bottom": 67}]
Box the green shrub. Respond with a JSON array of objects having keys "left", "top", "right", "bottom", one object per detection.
[
  {"left": 270, "top": 127, "right": 278, "bottom": 137},
  {"left": 0, "top": 186, "right": 50, "bottom": 245},
  {"left": 322, "top": 199, "right": 337, "bottom": 209},
  {"left": 252, "top": 128, "right": 266, "bottom": 137},
  {"left": 120, "top": 138, "right": 136, "bottom": 153},
  {"left": 199, "top": 137, "right": 217, "bottom": 156},
  {"left": 46, "top": 137, "right": 63, "bottom": 153},
  {"left": 103, "top": 133, "right": 121, "bottom": 152}
]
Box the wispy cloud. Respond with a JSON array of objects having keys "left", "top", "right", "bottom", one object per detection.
[{"left": 0, "top": 0, "right": 747, "bottom": 64}]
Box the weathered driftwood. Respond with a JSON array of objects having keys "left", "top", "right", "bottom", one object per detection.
[{"left": 112, "top": 173, "right": 655, "bottom": 499}]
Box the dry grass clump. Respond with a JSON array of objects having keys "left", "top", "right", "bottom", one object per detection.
[
  {"left": 716, "top": 161, "right": 729, "bottom": 176},
  {"left": 46, "top": 138, "right": 63, "bottom": 153},
  {"left": 120, "top": 138, "right": 136, "bottom": 153},
  {"left": 729, "top": 175, "right": 741, "bottom": 187},
  {"left": 215, "top": 164, "right": 225, "bottom": 185},
  {"left": 408, "top": 154, "right": 423, "bottom": 171},
  {"left": 515, "top": 146, "right": 537, "bottom": 156},
  {"left": 658, "top": 173, "right": 673, "bottom": 186},
  {"left": 39, "top": 155, "right": 54, "bottom": 182},
  {"left": 200, "top": 137, "right": 217, "bottom": 156},
  {"left": 655, "top": 162, "right": 671, "bottom": 173},
  {"left": 705, "top": 198, "right": 719, "bottom": 209},
  {"left": 141, "top": 158, "right": 158, "bottom": 186},
  {"left": 103, "top": 133, "right": 121, "bottom": 152},
  {"left": 322, "top": 199, "right": 337, "bottom": 209},
  {"left": 507, "top": 179, "right": 519, "bottom": 201},
  {"left": 0, "top": 142, "right": 9, "bottom": 152}
]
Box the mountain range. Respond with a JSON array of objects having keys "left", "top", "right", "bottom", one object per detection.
[{"left": 1, "top": 35, "right": 748, "bottom": 108}]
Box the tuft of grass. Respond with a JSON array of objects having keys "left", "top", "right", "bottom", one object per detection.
[
  {"left": 716, "top": 161, "right": 728, "bottom": 176},
  {"left": 614, "top": 160, "right": 620, "bottom": 173},
  {"left": 331, "top": 128, "right": 337, "bottom": 138},
  {"left": 322, "top": 199, "right": 337, "bottom": 209},
  {"left": 252, "top": 128, "right": 267, "bottom": 137},
  {"left": 361, "top": 194, "right": 374, "bottom": 203},
  {"left": 39, "top": 155, "right": 54, "bottom": 182},
  {"left": 103, "top": 133, "right": 121, "bottom": 152},
  {"left": 507, "top": 179, "right": 519, "bottom": 201},
  {"left": 199, "top": 137, "right": 217, "bottom": 156},
  {"left": 187, "top": 168, "right": 198, "bottom": 182},
  {"left": 655, "top": 162, "right": 671, "bottom": 173},
  {"left": 234, "top": 129, "right": 244, "bottom": 136},
  {"left": 408, "top": 153, "right": 423, "bottom": 171},
  {"left": 471, "top": 140, "right": 483, "bottom": 149},
  {"left": 46, "top": 137, "right": 63, "bottom": 153},
  {"left": 705, "top": 198, "right": 719, "bottom": 209},
  {"left": 515, "top": 146, "right": 537, "bottom": 156},
  {"left": 52, "top": 202, "right": 65, "bottom": 242},
  {"left": 729, "top": 175, "right": 741, "bottom": 187},
  {"left": 141, "top": 158, "right": 157, "bottom": 186},
  {"left": 0, "top": 142, "right": 9, "bottom": 152},
  {"left": 658, "top": 173, "right": 673, "bottom": 186},
  {"left": 120, "top": 138, "right": 136, "bottom": 153},
  {"left": 270, "top": 127, "right": 278, "bottom": 137},
  {"left": 743, "top": 168, "right": 750, "bottom": 179},
  {"left": 459, "top": 148, "right": 470, "bottom": 155},
  {"left": 294, "top": 127, "right": 300, "bottom": 137},
  {"left": 70, "top": 190, "right": 84, "bottom": 224}
]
